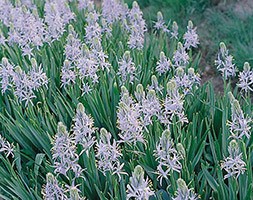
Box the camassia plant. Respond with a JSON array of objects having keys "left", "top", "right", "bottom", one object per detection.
[{"left": 0, "top": 0, "right": 252, "bottom": 199}]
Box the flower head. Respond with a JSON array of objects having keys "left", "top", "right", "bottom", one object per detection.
[
  {"left": 154, "top": 11, "right": 169, "bottom": 33},
  {"left": 171, "top": 21, "right": 179, "bottom": 39},
  {"left": 215, "top": 42, "right": 237, "bottom": 79},
  {"left": 118, "top": 51, "right": 136, "bottom": 85},
  {"left": 127, "top": 1, "right": 147, "bottom": 50},
  {"left": 160, "top": 80, "right": 188, "bottom": 126},
  {"left": 117, "top": 86, "right": 144, "bottom": 144},
  {"left": 127, "top": 165, "right": 154, "bottom": 200},
  {"left": 0, "top": 135, "right": 14, "bottom": 157},
  {"left": 221, "top": 140, "right": 246, "bottom": 179},
  {"left": 183, "top": 20, "right": 199, "bottom": 49},
  {"left": 237, "top": 62, "right": 253, "bottom": 93},
  {"left": 73, "top": 103, "right": 96, "bottom": 155},
  {"left": 154, "top": 130, "right": 183, "bottom": 185},
  {"left": 173, "top": 178, "right": 198, "bottom": 200},
  {"left": 52, "top": 122, "right": 82, "bottom": 177},
  {"left": 43, "top": 173, "right": 67, "bottom": 200},
  {"left": 156, "top": 52, "right": 171, "bottom": 75},
  {"left": 227, "top": 92, "right": 251, "bottom": 139},
  {"left": 173, "top": 42, "right": 189, "bottom": 68},
  {"left": 96, "top": 128, "right": 125, "bottom": 179}
]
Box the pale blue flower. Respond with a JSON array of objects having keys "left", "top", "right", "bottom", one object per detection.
[
  {"left": 127, "top": 165, "right": 154, "bottom": 200},
  {"left": 173, "top": 178, "right": 198, "bottom": 200},
  {"left": 221, "top": 140, "right": 246, "bottom": 179}
]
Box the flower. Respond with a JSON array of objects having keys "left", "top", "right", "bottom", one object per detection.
[
  {"left": 29, "top": 58, "right": 48, "bottom": 90},
  {"left": 154, "top": 130, "right": 183, "bottom": 185},
  {"left": 44, "top": 0, "right": 75, "bottom": 41},
  {"left": 127, "top": 1, "right": 147, "bottom": 50},
  {"left": 101, "top": 0, "right": 127, "bottom": 25},
  {"left": 173, "top": 42, "right": 189, "bottom": 68},
  {"left": 171, "top": 21, "right": 179, "bottom": 39},
  {"left": 0, "top": 57, "right": 15, "bottom": 94},
  {"left": 61, "top": 60, "right": 76, "bottom": 87},
  {"left": 160, "top": 80, "right": 188, "bottom": 126},
  {"left": 117, "top": 86, "right": 144, "bottom": 144},
  {"left": 221, "top": 140, "right": 246, "bottom": 179},
  {"left": 77, "top": 44, "right": 99, "bottom": 84},
  {"left": 64, "top": 25, "right": 82, "bottom": 62},
  {"left": 154, "top": 11, "right": 169, "bottom": 33},
  {"left": 215, "top": 42, "right": 237, "bottom": 80},
  {"left": 156, "top": 52, "right": 171, "bottom": 75},
  {"left": 43, "top": 173, "right": 67, "bottom": 200},
  {"left": 237, "top": 62, "right": 253, "bottom": 93},
  {"left": 118, "top": 51, "right": 136, "bottom": 85},
  {"left": 96, "top": 128, "right": 125, "bottom": 179},
  {"left": 0, "top": 134, "right": 14, "bottom": 157},
  {"left": 69, "top": 185, "right": 83, "bottom": 200},
  {"left": 52, "top": 122, "right": 82, "bottom": 177},
  {"left": 174, "top": 67, "right": 200, "bottom": 95},
  {"left": 140, "top": 88, "right": 161, "bottom": 126},
  {"left": 227, "top": 92, "right": 251, "bottom": 139},
  {"left": 173, "top": 178, "right": 198, "bottom": 200},
  {"left": 183, "top": 20, "right": 199, "bottom": 49},
  {"left": 77, "top": 0, "right": 92, "bottom": 10},
  {"left": 73, "top": 103, "right": 96, "bottom": 155},
  {"left": 127, "top": 165, "right": 154, "bottom": 200},
  {"left": 147, "top": 75, "right": 164, "bottom": 94}
]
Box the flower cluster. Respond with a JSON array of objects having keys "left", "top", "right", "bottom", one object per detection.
[
  {"left": 237, "top": 62, "right": 253, "bottom": 93},
  {"left": 215, "top": 42, "right": 237, "bottom": 80},
  {"left": 77, "top": 44, "right": 99, "bottom": 85},
  {"left": 126, "top": 165, "right": 154, "bottom": 200},
  {"left": 96, "top": 128, "right": 125, "bottom": 179},
  {"left": 160, "top": 80, "right": 188, "bottom": 126},
  {"left": 183, "top": 20, "right": 199, "bottom": 50},
  {"left": 77, "top": 0, "right": 92, "bottom": 10},
  {"left": 156, "top": 51, "right": 171, "bottom": 75},
  {"left": 148, "top": 75, "right": 164, "bottom": 94},
  {"left": 0, "top": 0, "right": 13, "bottom": 26},
  {"left": 0, "top": 57, "right": 15, "bottom": 94},
  {"left": 154, "top": 130, "right": 183, "bottom": 185},
  {"left": 52, "top": 122, "right": 82, "bottom": 177},
  {"left": 221, "top": 140, "right": 246, "bottom": 179},
  {"left": 173, "top": 178, "right": 198, "bottom": 200},
  {"left": 64, "top": 25, "right": 82, "bottom": 62},
  {"left": 173, "top": 42, "right": 190, "bottom": 68},
  {"left": 0, "top": 57, "right": 48, "bottom": 106},
  {"left": 43, "top": 173, "right": 67, "bottom": 200},
  {"left": 118, "top": 51, "right": 136, "bottom": 85},
  {"left": 61, "top": 60, "right": 76, "bottom": 87},
  {"left": 44, "top": 0, "right": 75, "bottom": 41},
  {"left": 154, "top": 11, "right": 169, "bottom": 33},
  {"left": 227, "top": 92, "right": 251, "bottom": 139},
  {"left": 135, "top": 84, "right": 161, "bottom": 126},
  {"left": 117, "top": 87, "right": 144, "bottom": 144},
  {"left": 171, "top": 21, "right": 179, "bottom": 39},
  {"left": 101, "top": 0, "right": 127, "bottom": 25},
  {"left": 127, "top": 1, "right": 147, "bottom": 50},
  {"left": 73, "top": 103, "right": 96, "bottom": 155},
  {"left": 0, "top": 134, "right": 14, "bottom": 157},
  {"left": 174, "top": 67, "right": 200, "bottom": 95},
  {"left": 6, "top": 4, "right": 46, "bottom": 57}
]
